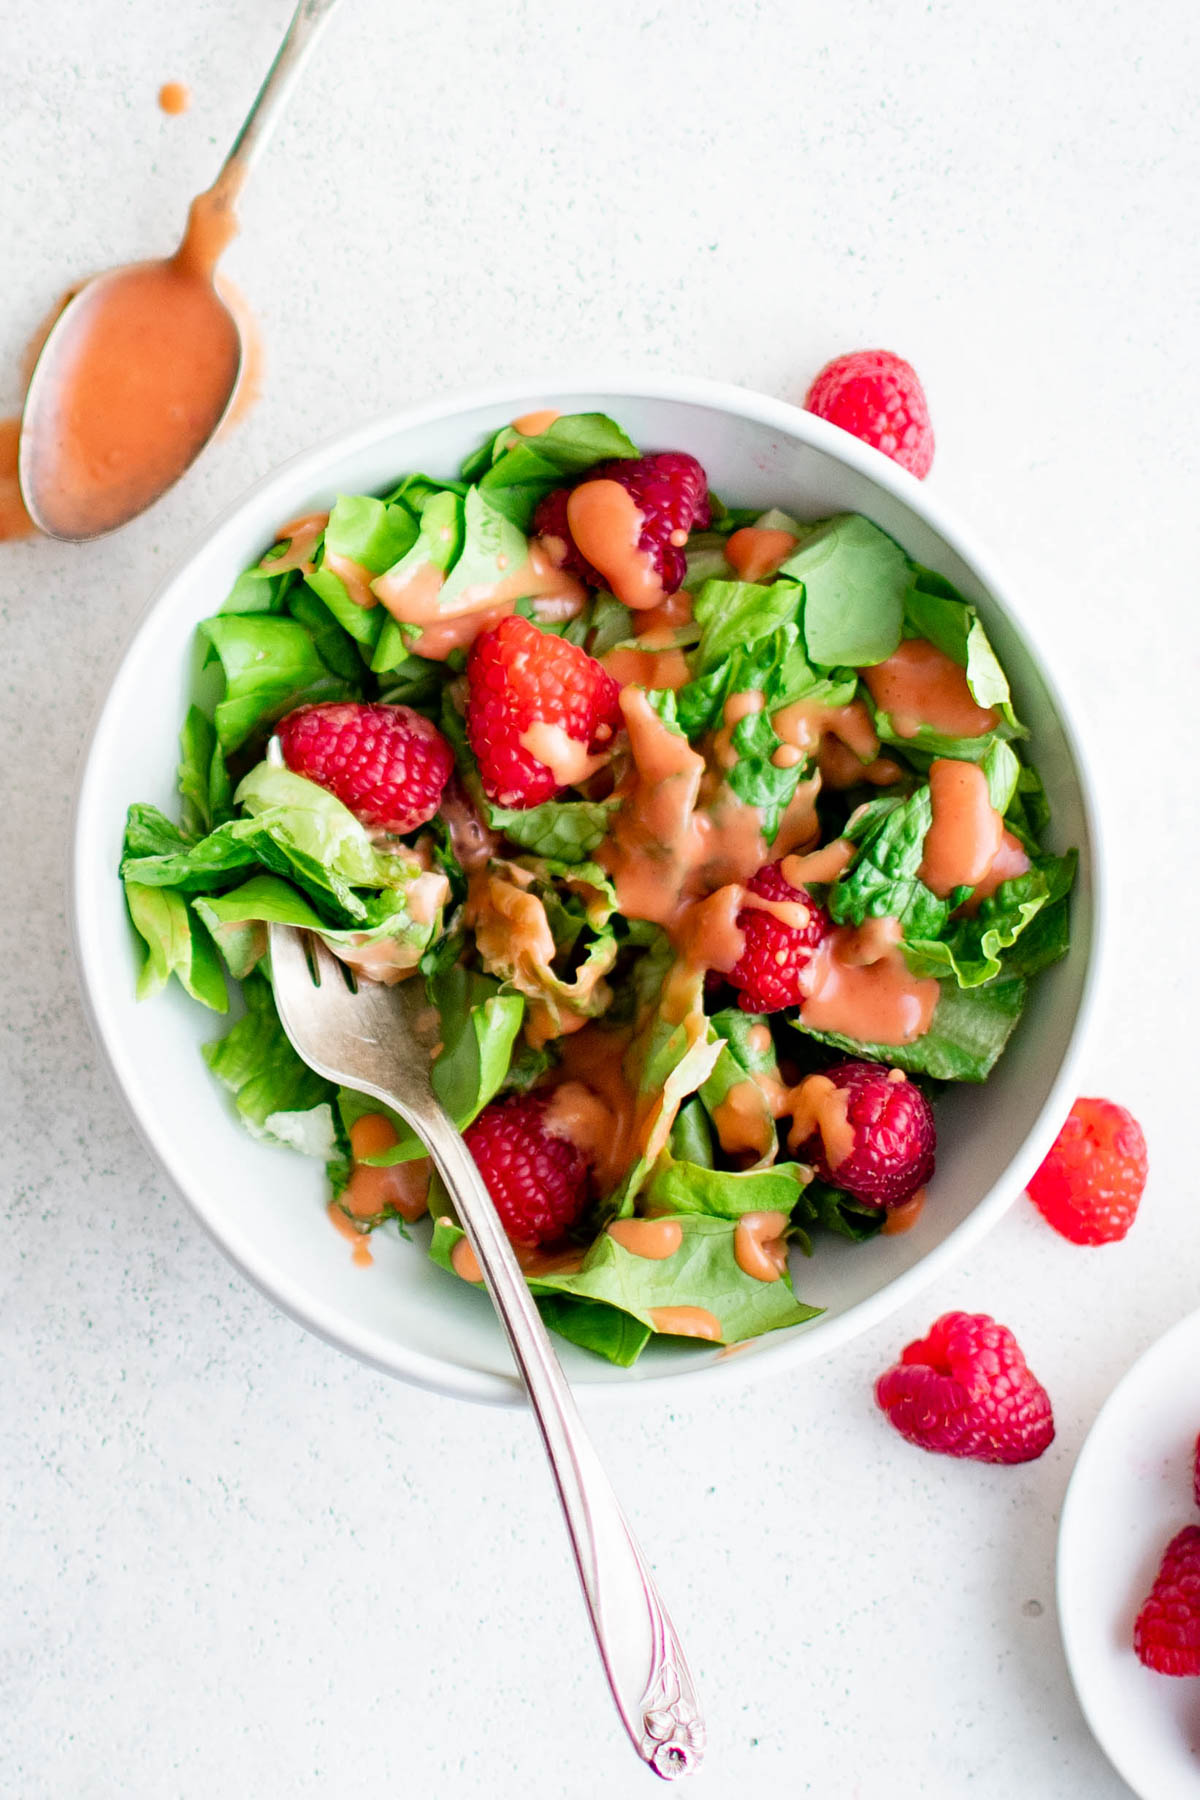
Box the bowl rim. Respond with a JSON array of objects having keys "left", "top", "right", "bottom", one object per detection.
[{"left": 70, "top": 370, "right": 1108, "bottom": 1407}]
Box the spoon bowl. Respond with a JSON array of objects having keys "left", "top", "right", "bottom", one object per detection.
[
  {"left": 19, "top": 255, "right": 242, "bottom": 541},
  {"left": 16, "top": 0, "right": 340, "bottom": 541}
]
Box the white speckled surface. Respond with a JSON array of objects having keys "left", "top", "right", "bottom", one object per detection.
[{"left": 2, "top": 3, "right": 1197, "bottom": 1795}]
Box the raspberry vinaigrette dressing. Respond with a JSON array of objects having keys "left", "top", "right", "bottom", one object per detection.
[
  {"left": 19, "top": 171, "right": 246, "bottom": 539},
  {"left": 862, "top": 638, "right": 999, "bottom": 739}
]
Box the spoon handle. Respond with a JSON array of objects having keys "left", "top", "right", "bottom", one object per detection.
[
  {"left": 220, "top": 0, "right": 343, "bottom": 185},
  {"left": 412, "top": 1102, "right": 706, "bottom": 1781}
]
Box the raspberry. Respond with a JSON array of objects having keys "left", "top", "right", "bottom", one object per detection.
[
  {"left": 1026, "top": 1098, "right": 1148, "bottom": 1245},
  {"left": 276, "top": 700, "right": 453, "bottom": 834},
  {"left": 1194, "top": 1434, "right": 1200, "bottom": 1512},
  {"left": 533, "top": 452, "right": 711, "bottom": 596},
  {"left": 464, "top": 614, "right": 621, "bottom": 809},
  {"left": 1133, "top": 1526, "right": 1200, "bottom": 1676},
  {"left": 463, "top": 1093, "right": 590, "bottom": 1248},
  {"left": 798, "top": 1059, "right": 936, "bottom": 1208},
  {"left": 727, "top": 862, "right": 832, "bottom": 1015},
  {"left": 875, "top": 1311, "right": 1055, "bottom": 1464},
  {"left": 804, "top": 349, "right": 935, "bottom": 479}
]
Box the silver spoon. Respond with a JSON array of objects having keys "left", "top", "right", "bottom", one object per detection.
[
  {"left": 18, "top": 0, "right": 341, "bottom": 541},
  {"left": 265, "top": 897, "right": 706, "bottom": 1778}
]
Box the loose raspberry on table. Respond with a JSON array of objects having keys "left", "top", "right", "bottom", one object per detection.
[
  {"left": 463, "top": 1093, "right": 590, "bottom": 1248},
  {"left": 533, "top": 451, "right": 711, "bottom": 596},
  {"left": 799, "top": 1059, "right": 936, "bottom": 1208},
  {"left": 277, "top": 700, "right": 453, "bottom": 834},
  {"left": 875, "top": 1311, "right": 1055, "bottom": 1464},
  {"left": 464, "top": 613, "right": 621, "bottom": 809},
  {"left": 804, "top": 349, "right": 935, "bottom": 479},
  {"left": 1026, "top": 1097, "right": 1148, "bottom": 1245},
  {"left": 727, "top": 862, "right": 831, "bottom": 1015},
  {"left": 1133, "top": 1526, "right": 1200, "bottom": 1676}
]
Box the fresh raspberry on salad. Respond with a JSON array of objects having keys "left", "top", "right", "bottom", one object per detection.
[
  {"left": 533, "top": 451, "right": 710, "bottom": 597},
  {"left": 1026, "top": 1097, "right": 1148, "bottom": 1245},
  {"left": 1133, "top": 1526, "right": 1200, "bottom": 1676},
  {"left": 276, "top": 700, "right": 453, "bottom": 833},
  {"left": 875, "top": 1311, "right": 1055, "bottom": 1464},
  {"left": 727, "top": 862, "right": 832, "bottom": 1014},
  {"left": 804, "top": 349, "right": 935, "bottom": 479},
  {"left": 798, "top": 1059, "right": 935, "bottom": 1208},
  {"left": 464, "top": 614, "right": 621, "bottom": 809},
  {"left": 463, "top": 1093, "right": 590, "bottom": 1248}
]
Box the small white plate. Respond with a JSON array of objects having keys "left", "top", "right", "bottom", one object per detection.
[{"left": 1058, "top": 1308, "right": 1200, "bottom": 1799}]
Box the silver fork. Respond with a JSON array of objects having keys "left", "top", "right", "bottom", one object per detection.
[{"left": 268, "top": 923, "right": 705, "bottom": 1779}]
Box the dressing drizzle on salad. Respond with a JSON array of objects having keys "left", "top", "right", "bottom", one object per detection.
[{"left": 119, "top": 408, "right": 1077, "bottom": 1367}]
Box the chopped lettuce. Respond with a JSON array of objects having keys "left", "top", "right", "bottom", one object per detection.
[
  {"left": 794, "top": 975, "right": 1027, "bottom": 1082},
  {"left": 904, "top": 570, "right": 1023, "bottom": 729},
  {"left": 121, "top": 765, "right": 437, "bottom": 926},
  {"left": 429, "top": 1210, "right": 820, "bottom": 1363},
  {"left": 124, "top": 881, "right": 228, "bottom": 1011},
  {"left": 794, "top": 1179, "right": 886, "bottom": 1243},
  {"left": 698, "top": 1008, "right": 783, "bottom": 1168},
  {"left": 902, "top": 852, "right": 1076, "bottom": 988},
  {"left": 778, "top": 515, "right": 909, "bottom": 668},
  {"left": 177, "top": 705, "right": 232, "bottom": 840},
  {"left": 485, "top": 796, "right": 618, "bottom": 861},
  {"left": 194, "top": 868, "right": 447, "bottom": 984},
  {"left": 202, "top": 971, "right": 336, "bottom": 1151},
  {"left": 607, "top": 966, "right": 726, "bottom": 1214},
  {"left": 122, "top": 422, "right": 1077, "bottom": 1370},
  {"left": 200, "top": 614, "right": 352, "bottom": 753},
  {"left": 643, "top": 1155, "right": 809, "bottom": 1219},
  {"left": 460, "top": 411, "right": 640, "bottom": 528}
]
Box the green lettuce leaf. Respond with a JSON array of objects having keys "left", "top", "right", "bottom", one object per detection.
[
  {"left": 202, "top": 970, "right": 336, "bottom": 1152},
  {"left": 233, "top": 764, "right": 431, "bottom": 919},
  {"left": 643, "top": 1154, "right": 809, "bottom": 1219},
  {"left": 194, "top": 869, "right": 447, "bottom": 983},
  {"left": 830, "top": 785, "right": 948, "bottom": 937},
  {"left": 122, "top": 767, "right": 435, "bottom": 924},
  {"left": 830, "top": 741, "right": 1020, "bottom": 939},
  {"left": 285, "top": 584, "right": 364, "bottom": 680},
  {"left": 199, "top": 615, "right": 351, "bottom": 753},
  {"left": 486, "top": 796, "right": 619, "bottom": 860},
  {"left": 690, "top": 578, "right": 804, "bottom": 676},
  {"left": 460, "top": 411, "right": 640, "bottom": 528},
  {"left": 794, "top": 1178, "right": 886, "bottom": 1242},
  {"left": 177, "top": 705, "right": 232, "bottom": 839},
  {"left": 698, "top": 1008, "right": 783, "bottom": 1168},
  {"left": 669, "top": 1098, "right": 715, "bottom": 1167},
  {"left": 468, "top": 858, "right": 617, "bottom": 1035},
  {"left": 778, "top": 515, "right": 909, "bottom": 668},
  {"left": 429, "top": 1211, "right": 820, "bottom": 1360},
  {"left": 904, "top": 570, "right": 1023, "bottom": 728},
  {"left": 533, "top": 1296, "right": 652, "bottom": 1368},
  {"left": 902, "top": 851, "right": 1075, "bottom": 988},
  {"left": 370, "top": 489, "right": 467, "bottom": 672},
  {"left": 124, "top": 881, "right": 228, "bottom": 1011},
  {"left": 607, "top": 967, "right": 726, "bottom": 1214},
  {"left": 793, "top": 975, "right": 1027, "bottom": 1082},
  {"left": 438, "top": 487, "right": 530, "bottom": 611}
]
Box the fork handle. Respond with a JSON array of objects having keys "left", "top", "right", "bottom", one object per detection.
[{"left": 417, "top": 1107, "right": 705, "bottom": 1780}]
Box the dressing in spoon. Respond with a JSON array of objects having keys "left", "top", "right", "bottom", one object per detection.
[{"left": 17, "top": 0, "right": 340, "bottom": 542}]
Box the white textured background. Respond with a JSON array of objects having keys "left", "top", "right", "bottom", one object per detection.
[{"left": 3, "top": 2, "right": 1199, "bottom": 1796}]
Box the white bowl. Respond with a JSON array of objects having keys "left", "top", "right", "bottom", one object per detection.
[{"left": 71, "top": 375, "right": 1105, "bottom": 1406}]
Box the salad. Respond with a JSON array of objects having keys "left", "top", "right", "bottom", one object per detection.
[{"left": 120, "top": 410, "right": 1076, "bottom": 1368}]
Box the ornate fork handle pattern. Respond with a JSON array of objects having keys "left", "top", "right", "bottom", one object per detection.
[{"left": 412, "top": 1105, "right": 706, "bottom": 1780}]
